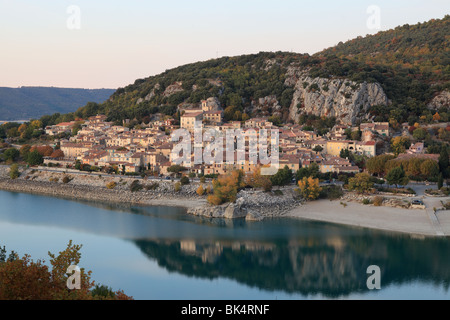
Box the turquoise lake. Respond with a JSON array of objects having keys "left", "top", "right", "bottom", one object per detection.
[{"left": 0, "top": 190, "right": 449, "bottom": 300}]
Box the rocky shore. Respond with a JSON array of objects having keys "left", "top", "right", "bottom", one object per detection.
[
  {"left": 188, "top": 188, "right": 301, "bottom": 221},
  {"left": 0, "top": 168, "right": 205, "bottom": 209},
  {"left": 0, "top": 168, "right": 300, "bottom": 220}
]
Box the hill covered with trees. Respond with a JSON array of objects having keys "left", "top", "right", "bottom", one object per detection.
[{"left": 41, "top": 16, "right": 449, "bottom": 128}]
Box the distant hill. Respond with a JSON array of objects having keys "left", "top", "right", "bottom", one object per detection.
[
  {"left": 47, "top": 16, "right": 450, "bottom": 126},
  {"left": 0, "top": 87, "right": 115, "bottom": 121}
]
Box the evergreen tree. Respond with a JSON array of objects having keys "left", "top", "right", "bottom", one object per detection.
[{"left": 439, "top": 147, "right": 449, "bottom": 178}]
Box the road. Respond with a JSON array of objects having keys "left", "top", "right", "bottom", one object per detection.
[{"left": 409, "top": 184, "right": 450, "bottom": 236}]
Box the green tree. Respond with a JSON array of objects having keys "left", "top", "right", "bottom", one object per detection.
[
  {"left": 340, "top": 148, "right": 352, "bottom": 160},
  {"left": 167, "top": 165, "right": 188, "bottom": 175},
  {"left": 20, "top": 145, "right": 32, "bottom": 160},
  {"left": 386, "top": 166, "right": 409, "bottom": 187},
  {"left": 27, "top": 150, "right": 43, "bottom": 166},
  {"left": 420, "top": 159, "right": 439, "bottom": 180},
  {"left": 313, "top": 146, "right": 323, "bottom": 153},
  {"left": 180, "top": 176, "right": 190, "bottom": 185},
  {"left": 271, "top": 166, "right": 293, "bottom": 186},
  {"left": 348, "top": 173, "right": 374, "bottom": 194},
  {"left": 351, "top": 130, "right": 362, "bottom": 141},
  {"left": 439, "top": 147, "right": 449, "bottom": 178},
  {"left": 4, "top": 148, "right": 20, "bottom": 162},
  {"left": 9, "top": 164, "right": 20, "bottom": 180},
  {"left": 296, "top": 163, "right": 320, "bottom": 180},
  {"left": 413, "top": 128, "right": 427, "bottom": 141},
  {"left": 438, "top": 173, "right": 444, "bottom": 190}
]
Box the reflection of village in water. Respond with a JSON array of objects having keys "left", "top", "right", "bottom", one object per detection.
[
  {"left": 133, "top": 235, "right": 450, "bottom": 298},
  {"left": 1, "top": 191, "right": 449, "bottom": 299}
]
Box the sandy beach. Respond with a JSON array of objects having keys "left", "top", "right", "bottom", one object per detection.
[{"left": 287, "top": 197, "right": 450, "bottom": 237}]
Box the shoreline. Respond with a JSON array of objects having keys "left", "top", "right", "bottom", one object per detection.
[
  {"left": 0, "top": 169, "right": 449, "bottom": 238},
  {"left": 0, "top": 178, "right": 206, "bottom": 210},
  {"left": 286, "top": 199, "right": 450, "bottom": 238}
]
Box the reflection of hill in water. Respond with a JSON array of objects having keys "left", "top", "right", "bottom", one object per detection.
[{"left": 134, "top": 235, "right": 450, "bottom": 298}]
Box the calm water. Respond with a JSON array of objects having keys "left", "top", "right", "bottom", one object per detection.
[{"left": 0, "top": 190, "right": 449, "bottom": 300}]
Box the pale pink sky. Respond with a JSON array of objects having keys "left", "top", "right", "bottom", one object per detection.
[{"left": 0, "top": 0, "right": 448, "bottom": 89}]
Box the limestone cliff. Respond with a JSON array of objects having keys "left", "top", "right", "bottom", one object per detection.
[
  {"left": 285, "top": 67, "right": 389, "bottom": 125},
  {"left": 428, "top": 90, "right": 450, "bottom": 110}
]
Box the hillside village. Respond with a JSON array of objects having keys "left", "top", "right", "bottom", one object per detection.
[{"left": 37, "top": 98, "right": 442, "bottom": 180}]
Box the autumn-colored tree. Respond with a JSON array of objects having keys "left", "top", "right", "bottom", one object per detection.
[
  {"left": 391, "top": 136, "right": 411, "bottom": 156},
  {"left": 348, "top": 173, "right": 374, "bottom": 194},
  {"left": 106, "top": 182, "right": 117, "bottom": 189},
  {"left": 0, "top": 254, "right": 55, "bottom": 300},
  {"left": 50, "top": 149, "right": 65, "bottom": 159},
  {"left": 47, "top": 241, "right": 94, "bottom": 300},
  {"left": 406, "top": 157, "right": 423, "bottom": 177},
  {"left": 18, "top": 123, "right": 28, "bottom": 134},
  {"left": 438, "top": 128, "right": 450, "bottom": 141},
  {"left": 0, "top": 241, "right": 133, "bottom": 300},
  {"left": 30, "top": 120, "right": 43, "bottom": 130},
  {"left": 207, "top": 170, "right": 245, "bottom": 205},
  {"left": 420, "top": 159, "right": 439, "bottom": 179},
  {"left": 196, "top": 185, "right": 206, "bottom": 196},
  {"left": 433, "top": 112, "right": 441, "bottom": 122},
  {"left": 297, "top": 177, "right": 322, "bottom": 200},
  {"left": 31, "top": 146, "right": 54, "bottom": 157},
  {"left": 245, "top": 167, "right": 272, "bottom": 192},
  {"left": 366, "top": 154, "right": 396, "bottom": 176}
]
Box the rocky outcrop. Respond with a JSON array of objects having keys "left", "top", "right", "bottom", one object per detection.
[
  {"left": 248, "top": 95, "right": 283, "bottom": 118},
  {"left": 285, "top": 67, "right": 389, "bottom": 125},
  {"left": 188, "top": 188, "right": 301, "bottom": 221},
  {"left": 137, "top": 83, "right": 160, "bottom": 104},
  {"left": 428, "top": 91, "right": 450, "bottom": 110},
  {"left": 203, "top": 97, "right": 222, "bottom": 111},
  {"left": 163, "top": 82, "right": 184, "bottom": 97}
]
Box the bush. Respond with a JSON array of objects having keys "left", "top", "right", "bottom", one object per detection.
[
  {"left": 130, "top": 180, "right": 143, "bottom": 192},
  {"left": 320, "top": 185, "right": 344, "bottom": 200},
  {"left": 9, "top": 164, "right": 20, "bottom": 180},
  {"left": 174, "top": 182, "right": 181, "bottom": 192},
  {"left": 373, "top": 196, "right": 384, "bottom": 207},
  {"left": 440, "top": 187, "right": 450, "bottom": 196},
  {"left": 106, "top": 182, "right": 117, "bottom": 189},
  {"left": 180, "top": 176, "right": 190, "bottom": 185},
  {"left": 362, "top": 199, "right": 371, "bottom": 205},
  {"left": 443, "top": 201, "right": 450, "bottom": 210},
  {"left": 207, "top": 195, "right": 222, "bottom": 206},
  {"left": 200, "top": 176, "right": 206, "bottom": 183},
  {"left": 145, "top": 183, "right": 159, "bottom": 191},
  {"left": 62, "top": 176, "right": 71, "bottom": 184},
  {"left": 273, "top": 190, "right": 283, "bottom": 196},
  {"left": 196, "top": 185, "right": 206, "bottom": 196},
  {"left": 91, "top": 284, "right": 116, "bottom": 300}
]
